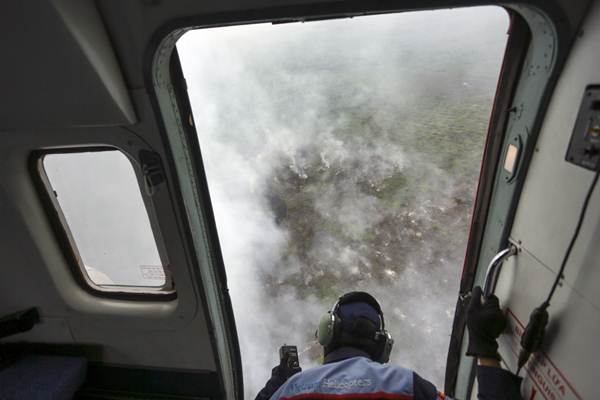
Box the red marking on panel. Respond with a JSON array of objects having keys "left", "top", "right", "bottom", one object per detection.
[
  {"left": 529, "top": 387, "right": 538, "bottom": 400},
  {"left": 503, "top": 309, "right": 582, "bottom": 400}
]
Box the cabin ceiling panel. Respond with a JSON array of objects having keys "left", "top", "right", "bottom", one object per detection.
[{"left": 0, "top": 0, "right": 135, "bottom": 129}]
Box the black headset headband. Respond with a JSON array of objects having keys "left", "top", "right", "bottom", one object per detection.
[{"left": 332, "top": 291, "right": 385, "bottom": 330}]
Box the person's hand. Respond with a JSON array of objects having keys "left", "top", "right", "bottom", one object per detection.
[
  {"left": 466, "top": 286, "right": 507, "bottom": 360},
  {"left": 272, "top": 354, "right": 302, "bottom": 380}
]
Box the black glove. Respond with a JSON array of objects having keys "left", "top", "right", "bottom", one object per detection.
[
  {"left": 274, "top": 350, "right": 302, "bottom": 380},
  {"left": 466, "top": 286, "right": 507, "bottom": 359},
  {"left": 254, "top": 360, "right": 302, "bottom": 400}
]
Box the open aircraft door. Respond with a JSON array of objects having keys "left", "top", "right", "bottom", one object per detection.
[
  {"left": 445, "top": 1, "right": 600, "bottom": 399},
  {"left": 1, "top": 0, "right": 598, "bottom": 399}
]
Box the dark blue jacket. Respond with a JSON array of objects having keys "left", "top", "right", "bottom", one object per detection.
[{"left": 256, "top": 347, "right": 522, "bottom": 400}]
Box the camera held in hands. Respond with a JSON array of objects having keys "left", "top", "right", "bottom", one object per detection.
[{"left": 279, "top": 345, "right": 301, "bottom": 377}]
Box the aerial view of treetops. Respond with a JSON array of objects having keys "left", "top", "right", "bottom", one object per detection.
[{"left": 178, "top": 7, "right": 508, "bottom": 394}]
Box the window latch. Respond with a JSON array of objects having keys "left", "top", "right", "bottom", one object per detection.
[{"left": 139, "top": 150, "right": 165, "bottom": 196}]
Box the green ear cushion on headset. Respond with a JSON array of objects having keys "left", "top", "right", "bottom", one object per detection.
[{"left": 317, "top": 312, "right": 335, "bottom": 346}]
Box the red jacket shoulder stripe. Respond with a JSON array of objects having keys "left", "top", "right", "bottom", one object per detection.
[{"left": 280, "top": 391, "right": 413, "bottom": 400}]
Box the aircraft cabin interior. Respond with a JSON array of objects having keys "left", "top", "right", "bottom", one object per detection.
[{"left": 1, "top": 0, "right": 599, "bottom": 399}]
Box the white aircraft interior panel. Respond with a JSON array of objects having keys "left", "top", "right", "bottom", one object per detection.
[
  {"left": 509, "top": 0, "right": 600, "bottom": 285},
  {"left": 494, "top": 1, "right": 600, "bottom": 398},
  {"left": 0, "top": 125, "right": 217, "bottom": 371},
  {"left": 1, "top": 1, "right": 595, "bottom": 398},
  {"left": 3, "top": 318, "right": 75, "bottom": 344},
  {"left": 495, "top": 250, "right": 598, "bottom": 398},
  {"left": 67, "top": 317, "right": 216, "bottom": 369},
  {"left": 0, "top": 197, "right": 64, "bottom": 314},
  {"left": 0, "top": 1, "right": 135, "bottom": 129},
  {"left": 51, "top": 0, "right": 137, "bottom": 125}
]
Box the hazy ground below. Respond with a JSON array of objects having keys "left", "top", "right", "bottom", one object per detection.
[{"left": 178, "top": 7, "right": 508, "bottom": 397}]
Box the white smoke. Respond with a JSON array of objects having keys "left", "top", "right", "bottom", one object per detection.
[{"left": 178, "top": 6, "right": 507, "bottom": 397}]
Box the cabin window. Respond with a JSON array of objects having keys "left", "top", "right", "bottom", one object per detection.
[
  {"left": 41, "top": 150, "right": 172, "bottom": 293},
  {"left": 177, "top": 6, "right": 508, "bottom": 395}
]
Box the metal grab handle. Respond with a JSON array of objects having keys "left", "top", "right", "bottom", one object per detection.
[{"left": 483, "top": 244, "right": 518, "bottom": 299}]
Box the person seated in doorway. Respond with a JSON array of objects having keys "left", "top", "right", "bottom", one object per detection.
[{"left": 256, "top": 289, "right": 521, "bottom": 400}]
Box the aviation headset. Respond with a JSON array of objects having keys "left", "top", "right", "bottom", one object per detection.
[{"left": 316, "top": 291, "right": 394, "bottom": 363}]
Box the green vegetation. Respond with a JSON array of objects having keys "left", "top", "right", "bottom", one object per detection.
[{"left": 262, "top": 75, "right": 491, "bottom": 306}]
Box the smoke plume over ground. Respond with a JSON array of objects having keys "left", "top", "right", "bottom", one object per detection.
[{"left": 178, "top": 7, "right": 508, "bottom": 396}]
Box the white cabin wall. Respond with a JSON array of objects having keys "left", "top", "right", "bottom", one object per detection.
[{"left": 495, "top": 1, "right": 600, "bottom": 398}]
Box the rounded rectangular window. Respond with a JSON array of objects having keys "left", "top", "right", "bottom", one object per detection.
[{"left": 41, "top": 149, "right": 172, "bottom": 294}]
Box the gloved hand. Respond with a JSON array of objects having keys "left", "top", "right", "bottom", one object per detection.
[
  {"left": 255, "top": 360, "right": 302, "bottom": 400},
  {"left": 466, "top": 286, "right": 507, "bottom": 360},
  {"left": 273, "top": 352, "right": 302, "bottom": 380},
  {"left": 255, "top": 350, "right": 302, "bottom": 400}
]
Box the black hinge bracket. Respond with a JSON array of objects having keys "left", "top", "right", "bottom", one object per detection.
[{"left": 139, "top": 150, "right": 165, "bottom": 196}]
